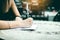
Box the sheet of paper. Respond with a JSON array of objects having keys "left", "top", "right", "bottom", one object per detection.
[{"left": 20, "top": 23, "right": 38, "bottom": 31}]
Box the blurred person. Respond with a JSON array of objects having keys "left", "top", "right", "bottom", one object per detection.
[
  {"left": 53, "top": 11, "right": 60, "bottom": 21},
  {"left": 0, "top": 0, "right": 33, "bottom": 30}
]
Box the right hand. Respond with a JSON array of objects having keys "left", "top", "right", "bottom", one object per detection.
[
  {"left": 15, "top": 17, "right": 33, "bottom": 28},
  {"left": 23, "top": 18, "right": 33, "bottom": 27}
]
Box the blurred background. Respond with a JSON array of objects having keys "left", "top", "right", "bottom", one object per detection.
[{"left": 14, "top": 0, "right": 60, "bottom": 21}]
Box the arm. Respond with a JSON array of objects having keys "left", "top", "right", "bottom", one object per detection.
[
  {"left": 11, "top": 0, "right": 21, "bottom": 17},
  {"left": 0, "top": 18, "right": 33, "bottom": 30}
]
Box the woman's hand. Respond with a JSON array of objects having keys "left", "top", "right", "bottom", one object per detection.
[
  {"left": 23, "top": 18, "right": 33, "bottom": 27},
  {"left": 15, "top": 17, "right": 33, "bottom": 28}
]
